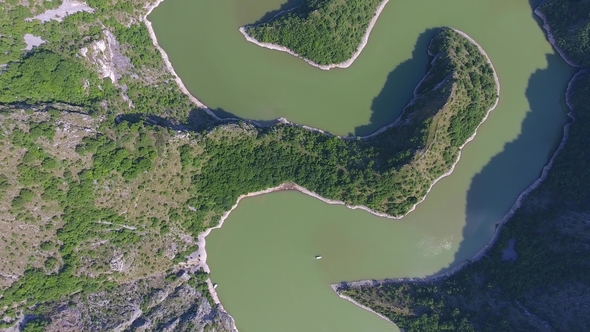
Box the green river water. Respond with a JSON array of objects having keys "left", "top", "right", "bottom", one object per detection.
[{"left": 150, "top": 0, "right": 574, "bottom": 330}]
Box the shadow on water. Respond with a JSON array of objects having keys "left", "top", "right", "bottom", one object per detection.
[
  {"left": 354, "top": 29, "right": 437, "bottom": 136},
  {"left": 250, "top": 0, "right": 302, "bottom": 26},
  {"left": 436, "top": 53, "right": 572, "bottom": 275}
]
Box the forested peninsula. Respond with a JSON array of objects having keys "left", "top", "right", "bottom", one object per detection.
[
  {"left": 336, "top": 0, "right": 590, "bottom": 330},
  {"left": 241, "top": 0, "right": 387, "bottom": 68}
]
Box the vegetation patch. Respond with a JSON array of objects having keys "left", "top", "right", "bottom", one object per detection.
[
  {"left": 0, "top": 112, "right": 194, "bottom": 313},
  {"left": 0, "top": 50, "right": 114, "bottom": 106},
  {"left": 244, "top": 0, "right": 384, "bottom": 65},
  {"left": 537, "top": 0, "right": 590, "bottom": 67}
]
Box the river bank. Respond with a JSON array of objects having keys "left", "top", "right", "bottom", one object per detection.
[
  {"left": 279, "top": 27, "right": 500, "bottom": 144},
  {"left": 333, "top": 77, "right": 576, "bottom": 328},
  {"left": 143, "top": 7, "right": 236, "bottom": 327},
  {"left": 143, "top": 0, "right": 224, "bottom": 120},
  {"left": 239, "top": 0, "right": 390, "bottom": 70},
  {"left": 534, "top": 6, "right": 579, "bottom": 68}
]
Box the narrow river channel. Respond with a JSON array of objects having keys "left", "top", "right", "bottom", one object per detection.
[{"left": 150, "top": 0, "right": 574, "bottom": 330}]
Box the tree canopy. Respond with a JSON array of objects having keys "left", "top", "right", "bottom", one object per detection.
[{"left": 245, "top": 0, "right": 383, "bottom": 65}]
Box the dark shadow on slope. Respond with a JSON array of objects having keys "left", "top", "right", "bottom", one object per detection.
[
  {"left": 186, "top": 108, "right": 218, "bottom": 129},
  {"left": 528, "top": 0, "right": 545, "bottom": 11},
  {"left": 438, "top": 53, "right": 572, "bottom": 275},
  {"left": 354, "top": 29, "right": 437, "bottom": 136},
  {"left": 118, "top": 105, "right": 308, "bottom": 135},
  {"left": 208, "top": 107, "right": 284, "bottom": 127},
  {"left": 115, "top": 108, "right": 221, "bottom": 132},
  {"left": 250, "top": 0, "right": 303, "bottom": 26}
]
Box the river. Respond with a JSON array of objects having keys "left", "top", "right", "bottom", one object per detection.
[{"left": 149, "top": 0, "right": 574, "bottom": 331}]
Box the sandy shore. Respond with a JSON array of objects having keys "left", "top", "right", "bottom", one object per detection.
[
  {"left": 239, "top": 0, "right": 390, "bottom": 70},
  {"left": 534, "top": 7, "right": 580, "bottom": 68}
]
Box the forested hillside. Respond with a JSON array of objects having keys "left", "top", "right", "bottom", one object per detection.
[
  {"left": 0, "top": 0, "right": 227, "bottom": 329},
  {"left": 536, "top": 0, "right": 590, "bottom": 67},
  {"left": 0, "top": 30, "right": 496, "bottom": 328}
]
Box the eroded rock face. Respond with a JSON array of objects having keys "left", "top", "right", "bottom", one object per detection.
[
  {"left": 22, "top": 34, "right": 45, "bottom": 51},
  {"left": 80, "top": 30, "right": 134, "bottom": 107},
  {"left": 80, "top": 30, "right": 133, "bottom": 86},
  {"left": 43, "top": 274, "right": 236, "bottom": 332}
]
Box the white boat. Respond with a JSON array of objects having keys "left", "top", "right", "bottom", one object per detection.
[{"left": 315, "top": 255, "right": 322, "bottom": 260}]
